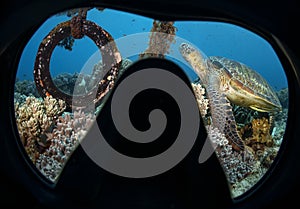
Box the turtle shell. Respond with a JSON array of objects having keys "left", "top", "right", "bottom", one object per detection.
[{"left": 208, "top": 56, "right": 282, "bottom": 112}]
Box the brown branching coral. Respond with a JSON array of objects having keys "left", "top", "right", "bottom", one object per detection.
[
  {"left": 14, "top": 96, "right": 66, "bottom": 163},
  {"left": 251, "top": 117, "right": 273, "bottom": 145},
  {"left": 15, "top": 93, "right": 96, "bottom": 182},
  {"left": 241, "top": 117, "right": 273, "bottom": 149},
  {"left": 239, "top": 117, "right": 276, "bottom": 169},
  {"left": 139, "top": 20, "right": 177, "bottom": 59}
]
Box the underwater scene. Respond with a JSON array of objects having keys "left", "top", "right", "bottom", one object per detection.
[{"left": 14, "top": 7, "right": 288, "bottom": 198}]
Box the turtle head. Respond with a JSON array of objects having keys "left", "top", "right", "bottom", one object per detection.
[{"left": 179, "top": 43, "right": 209, "bottom": 81}]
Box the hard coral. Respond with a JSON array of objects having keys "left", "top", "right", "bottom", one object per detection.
[
  {"left": 242, "top": 117, "right": 273, "bottom": 148},
  {"left": 191, "top": 82, "right": 209, "bottom": 118},
  {"left": 14, "top": 95, "right": 66, "bottom": 163},
  {"left": 241, "top": 117, "right": 275, "bottom": 168},
  {"left": 251, "top": 117, "right": 273, "bottom": 145},
  {"left": 36, "top": 110, "right": 96, "bottom": 182}
]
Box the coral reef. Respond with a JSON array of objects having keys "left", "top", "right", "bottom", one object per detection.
[
  {"left": 192, "top": 81, "right": 258, "bottom": 184},
  {"left": 191, "top": 82, "right": 209, "bottom": 117},
  {"left": 231, "top": 89, "right": 288, "bottom": 197},
  {"left": 192, "top": 80, "right": 288, "bottom": 198},
  {"left": 14, "top": 92, "right": 97, "bottom": 182},
  {"left": 52, "top": 58, "right": 133, "bottom": 97},
  {"left": 14, "top": 79, "right": 39, "bottom": 98},
  {"left": 207, "top": 125, "right": 259, "bottom": 185},
  {"left": 276, "top": 87, "right": 288, "bottom": 109},
  {"left": 14, "top": 96, "right": 66, "bottom": 163},
  {"left": 247, "top": 117, "right": 273, "bottom": 145},
  {"left": 239, "top": 117, "right": 278, "bottom": 169},
  {"left": 14, "top": 92, "right": 29, "bottom": 105},
  {"left": 35, "top": 110, "right": 96, "bottom": 182},
  {"left": 14, "top": 57, "right": 132, "bottom": 182}
]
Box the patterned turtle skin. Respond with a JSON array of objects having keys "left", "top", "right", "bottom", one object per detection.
[{"left": 179, "top": 43, "right": 282, "bottom": 151}]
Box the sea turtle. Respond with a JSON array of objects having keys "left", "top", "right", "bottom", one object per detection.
[{"left": 179, "top": 43, "right": 282, "bottom": 151}]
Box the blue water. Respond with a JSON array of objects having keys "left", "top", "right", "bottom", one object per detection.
[{"left": 17, "top": 8, "right": 287, "bottom": 91}]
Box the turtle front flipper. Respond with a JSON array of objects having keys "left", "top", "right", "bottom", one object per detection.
[{"left": 206, "top": 73, "right": 245, "bottom": 151}]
